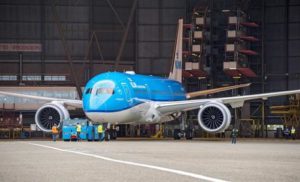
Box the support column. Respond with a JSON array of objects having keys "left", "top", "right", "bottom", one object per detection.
[
  {"left": 114, "top": 0, "right": 138, "bottom": 70},
  {"left": 261, "top": 100, "right": 266, "bottom": 137},
  {"left": 40, "top": 0, "right": 45, "bottom": 83},
  {"left": 18, "top": 53, "right": 23, "bottom": 85}
]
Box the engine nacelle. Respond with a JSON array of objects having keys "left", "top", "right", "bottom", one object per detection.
[
  {"left": 35, "top": 102, "right": 70, "bottom": 132},
  {"left": 197, "top": 101, "right": 231, "bottom": 133}
]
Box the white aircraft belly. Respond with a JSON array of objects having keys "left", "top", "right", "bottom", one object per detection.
[{"left": 85, "top": 103, "right": 150, "bottom": 124}]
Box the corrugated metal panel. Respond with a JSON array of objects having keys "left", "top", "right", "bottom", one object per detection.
[
  {"left": 138, "top": 25, "right": 159, "bottom": 41},
  {"left": 265, "top": 7, "right": 285, "bottom": 23},
  {"left": 138, "top": 9, "right": 159, "bottom": 24},
  {"left": 138, "top": 42, "right": 159, "bottom": 58}
]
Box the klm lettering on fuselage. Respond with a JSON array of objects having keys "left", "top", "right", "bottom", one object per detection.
[{"left": 130, "top": 82, "right": 146, "bottom": 89}]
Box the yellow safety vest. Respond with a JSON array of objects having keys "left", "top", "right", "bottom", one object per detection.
[
  {"left": 291, "top": 128, "right": 296, "bottom": 134},
  {"left": 52, "top": 126, "right": 58, "bottom": 134},
  {"left": 76, "top": 125, "right": 81, "bottom": 132},
  {"left": 98, "top": 125, "right": 103, "bottom": 133}
]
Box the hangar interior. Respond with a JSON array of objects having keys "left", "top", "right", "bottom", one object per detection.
[{"left": 0, "top": 0, "right": 300, "bottom": 139}]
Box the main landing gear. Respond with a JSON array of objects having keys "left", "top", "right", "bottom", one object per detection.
[
  {"left": 173, "top": 128, "right": 194, "bottom": 140},
  {"left": 173, "top": 112, "right": 194, "bottom": 140},
  {"left": 104, "top": 123, "right": 118, "bottom": 141}
]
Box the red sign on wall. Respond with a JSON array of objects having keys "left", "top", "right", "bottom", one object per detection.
[{"left": 0, "top": 43, "right": 42, "bottom": 52}]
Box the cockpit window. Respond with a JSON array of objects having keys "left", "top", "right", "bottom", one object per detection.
[
  {"left": 85, "top": 88, "right": 92, "bottom": 94},
  {"left": 91, "top": 80, "right": 116, "bottom": 96},
  {"left": 96, "top": 88, "right": 114, "bottom": 95}
]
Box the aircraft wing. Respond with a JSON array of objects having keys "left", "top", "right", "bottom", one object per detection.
[
  {"left": 156, "top": 89, "right": 300, "bottom": 115},
  {"left": 186, "top": 83, "right": 251, "bottom": 99},
  {"left": 0, "top": 91, "right": 82, "bottom": 108}
]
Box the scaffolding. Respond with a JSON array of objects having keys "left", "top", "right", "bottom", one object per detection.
[
  {"left": 223, "top": 9, "right": 259, "bottom": 79},
  {"left": 182, "top": 7, "right": 209, "bottom": 94},
  {"left": 270, "top": 94, "right": 300, "bottom": 128},
  {"left": 0, "top": 103, "right": 20, "bottom": 139}
]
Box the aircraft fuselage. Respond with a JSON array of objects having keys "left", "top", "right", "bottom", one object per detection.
[{"left": 83, "top": 72, "right": 186, "bottom": 124}]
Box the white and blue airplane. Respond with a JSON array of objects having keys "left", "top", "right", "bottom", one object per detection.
[
  {"left": 0, "top": 71, "right": 299, "bottom": 138},
  {"left": 0, "top": 19, "right": 299, "bottom": 139}
]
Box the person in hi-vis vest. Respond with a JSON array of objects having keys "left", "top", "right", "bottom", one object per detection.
[
  {"left": 51, "top": 124, "right": 59, "bottom": 142},
  {"left": 98, "top": 124, "right": 104, "bottom": 141},
  {"left": 76, "top": 123, "right": 81, "bottom": 141}
]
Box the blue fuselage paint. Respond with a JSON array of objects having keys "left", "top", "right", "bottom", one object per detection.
[{"left": 83, "top": 72, "right": 186, "bottom": 113}]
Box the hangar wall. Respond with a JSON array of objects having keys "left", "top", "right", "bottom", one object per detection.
[
  {"left": 137, "top": 0, "right": 185, "bottom": 75},
  {"left": 0, "top": 0, "right": 186, "bottom": 86},
  {"left": 263, "top": 0, "right": 300, "bottom": 92}
]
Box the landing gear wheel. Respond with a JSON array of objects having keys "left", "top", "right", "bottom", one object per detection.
[
  {"left": 110, "top": 129, "right": 117, "bottom": 140},
  {"left": 105, "top": 130, "right": 110, "bottom": 141},
  {"left": 173, "top": 129, "right": 182, "bottom": 140},
  {"left": 185, "top": 129, "right": 194, "bottom": 140}
]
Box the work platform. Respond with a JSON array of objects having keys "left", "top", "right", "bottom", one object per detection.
[{"left": 270, "top": 94, "right": 300, "bottom": 128}]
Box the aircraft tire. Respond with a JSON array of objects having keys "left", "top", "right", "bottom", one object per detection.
[
  {"left": 185, "top": 129, "right": 194, "bottom": 140},
  {"left": 173, "top": 129, "right": 181, "bottom": 140},
  {"left": 105, "top": 131, "right": 110, "bottom": 141},
  {"left": 111, "top": 130, "right": 117, "bottom": 140}
]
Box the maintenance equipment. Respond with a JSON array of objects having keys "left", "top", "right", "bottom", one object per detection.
[
  {"left": 270, "top": 94, "right": 300, "bottom": 128},
  {"left": 62, "top": 118, "right": 88, "bottom": 141}
]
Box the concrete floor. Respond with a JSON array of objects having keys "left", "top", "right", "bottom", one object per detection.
[{"left": 0, "top": 139, "right": 300, "bottom": 182}]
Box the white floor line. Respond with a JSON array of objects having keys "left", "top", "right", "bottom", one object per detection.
[{"left": 28, "top": 142, "right": 229, "bottom": 182}]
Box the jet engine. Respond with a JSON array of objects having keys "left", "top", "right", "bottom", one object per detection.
[
  {"left": 197, "top": 101, "right": 231, "bottom": 133},
  {"left": 35, "top": 102, "right": 70, "bottom": 132}
]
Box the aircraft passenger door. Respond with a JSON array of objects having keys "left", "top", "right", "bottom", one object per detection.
[{"left": 121, "top": 83, "right": 132, "bottom": 105}]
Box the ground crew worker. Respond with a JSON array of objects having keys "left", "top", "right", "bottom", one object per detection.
[
  {"left": 291, "top": 126, "right": 296, "bottom": 140},
  {"left": 76, "top": 123, "right": 81, "bottom": 141},
  {"left": 284, "top": 126, "right": 290, "bottom": 139},
  {"left": 231, "top": 128, "right": 238, "bottom": 144},
  {"left": 51, "top": 124, "right": 59, "bottom": 142},
  {"left": 97, "top": 124, "right": 104, "bottom": 141}
]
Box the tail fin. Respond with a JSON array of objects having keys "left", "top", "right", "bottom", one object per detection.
[{"left": 169, "top": 18, "right": 183, "bottom": 83}]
